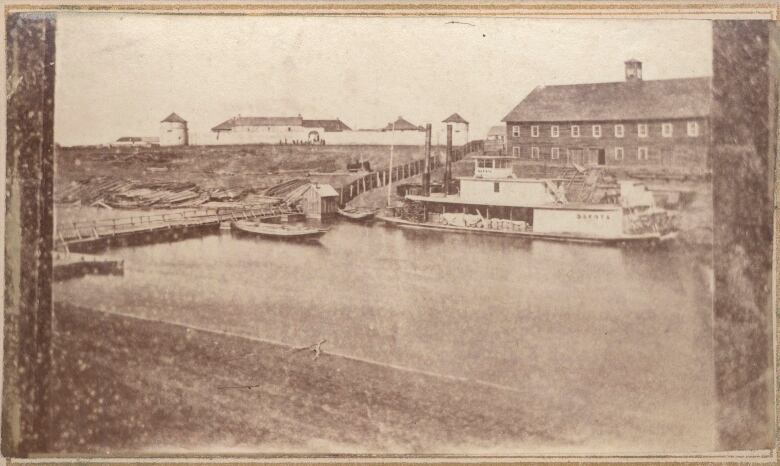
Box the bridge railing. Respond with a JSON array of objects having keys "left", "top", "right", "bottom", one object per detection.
[
  {"left": 55, "top": 204, "right": 303, "bottom": 241},
  {"left": 337, "top": 139, "right": 484, "bottom": 206}
]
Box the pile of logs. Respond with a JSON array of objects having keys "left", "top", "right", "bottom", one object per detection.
[{"left": 399, "top": 199, "right": 426, "bottom": 222}]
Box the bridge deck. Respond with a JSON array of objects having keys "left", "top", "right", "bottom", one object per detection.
[{"left": 56, "top": 205, "right": 304, "bottom": 249}]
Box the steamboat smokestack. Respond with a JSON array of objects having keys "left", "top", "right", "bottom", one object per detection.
[
  {"left": 423, "top": 123, "right": 432, "bottom": 196},
  {"left": 445, "top": 124, "right": 453, "bottom": 194}
]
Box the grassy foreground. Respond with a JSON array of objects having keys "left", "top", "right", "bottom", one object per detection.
[{"left": 50, "top": 302, "right": 577, "bottom": 456}]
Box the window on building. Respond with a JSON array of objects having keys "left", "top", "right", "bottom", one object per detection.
[
  {"left": 512, "top": 125, "right": 520, "bottom": 137},
  {"left": 662, "top": 122, "right": 673, "bottom": 137},
  {"left": 614, "top": 124, "right": 624, "bottom": 138},
  {"left": 531, "top": 146, "right": 540, "bottom": 159},
  {"left": 494, "top": 182, "right": 500, "bottom": 193},
  {"left": 571, "top": 125, "right": 580, "bottom": 137},
  {"left": 687, "top": 121, "right": 700, "bottom": 137},
  {"left": 551, "top": 147, "right": 560, "bottom": 159},
  {"left": 638, "top": 146, "right": 649, "bottom": 160},
  {"left": 592, "top": 125, "right": 602, "bottom": 138},
  {"left": 550, "top": 125, "right": 559, "bottom": 137},
  {"left": 512, "top": 146, "right": 521, "bottom": 156},
  {"left": 531, "top": 125, "right": 539, "bottom": 137},
  {"left": 638, "top": 123, "right": 648, "bottom": 137},
  {"left": 615, "top": 147, "right": 624, "bottom": 161}
]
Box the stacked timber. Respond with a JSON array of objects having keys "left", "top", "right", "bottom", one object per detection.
[{"left": 399, "top": 199, "right": 426, "bottom": 222}]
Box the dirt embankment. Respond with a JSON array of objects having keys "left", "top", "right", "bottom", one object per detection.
[
  {"left": 50, "top": 303, "right": 577, "bottom": 455},
  {"left": 56, "top": 144, "right": 426, "bottom": 191}
]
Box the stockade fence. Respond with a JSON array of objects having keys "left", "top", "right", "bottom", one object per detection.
[{"left": 338, "top": 140, "right": 483, "bottom": 205}]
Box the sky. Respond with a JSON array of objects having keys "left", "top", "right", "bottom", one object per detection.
[{"left": 54, "top": 14, "right": 713, "bottom": 146}]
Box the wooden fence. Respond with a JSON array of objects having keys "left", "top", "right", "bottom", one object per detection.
[{"left": 337, "top": 139, "right": 483, "bottom": 205}]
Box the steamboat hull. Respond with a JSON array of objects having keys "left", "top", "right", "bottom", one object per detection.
[{"left": 377, "top": 215, "right": 676, "bottom": 245}]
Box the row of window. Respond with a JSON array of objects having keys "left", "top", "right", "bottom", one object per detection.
[
  {"left": 512, "top": 121, "right": 700, "bottom": 139},
  {"left": 513, "top": 146, "right": 651, "bottom": 161}
]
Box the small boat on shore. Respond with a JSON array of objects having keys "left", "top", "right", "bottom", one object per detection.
[
  {"left": 232, "top": 220, "right": 328, "bottom": 241},
  {"left": 337, "top": 207, "right": 378, "bottom": 221}
]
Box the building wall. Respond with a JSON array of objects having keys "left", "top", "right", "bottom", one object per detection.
[
  {"left": 212, "top": 124, "right": 323, "bottom": 145},
  {"left": 533, "top": 207, "right": 623, "bottom": 236},
  {"left": 301, "top": 186, "right": 338, "bottom": 219},
  {"left": 159, "top": 121, "right": 188, "bottom": 146},
  {"left": 504, "top": 118, "right": 709, "bottom": 167},
  {"left": 460, "top": 179, "right": 553, "bottom": 204},
  {"left": 438, "top": 122, "right": 469, "bottom": 146}
]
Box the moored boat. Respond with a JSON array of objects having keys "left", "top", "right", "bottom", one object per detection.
[
  {"left": 379, "top": 155, "right": 679, "bottom": 246},
  {"left": 337, "top": 207, "right": 378, "bottom": 221},
  {"left": 232, "top": 220, "right": 328, "bottom": 241}
]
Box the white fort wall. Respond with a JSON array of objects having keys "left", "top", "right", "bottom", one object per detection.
[{"left": 189, "top": 129, "right": 428, "bottom": 146}]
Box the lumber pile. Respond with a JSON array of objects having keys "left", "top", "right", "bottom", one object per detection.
[{"left": 399, "top": 199, "right": 426, "bottom": 222}]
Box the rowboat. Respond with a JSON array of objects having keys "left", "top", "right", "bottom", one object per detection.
[
  {"left": 232, "top": 220, "right": 328, "bottom": 240},
  {"left": 337, "top": 207, "right": 378, "bottom": 221}
]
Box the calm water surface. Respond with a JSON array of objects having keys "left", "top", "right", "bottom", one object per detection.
[{"left": 54, "top": 217, "right": 715, "bottom": 451}]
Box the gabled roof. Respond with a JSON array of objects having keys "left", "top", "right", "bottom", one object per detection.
[
  {"left": 487, "top": 125, "right": 505, "bottom": 136},
  {"left": 302, "top": 119, "right": 352, "bottom": 132},
  {"left": 384, "top": 116, "right": 420, "bottom": 131},
  {"left": 161, "top": 112, "right": 187, "bottom": 123},
  {"left": 311, "top": 183, "right": 338, "bottom": 197},
  {"left": 211, "top": 116, "right": 304, "bottom": 131},
  {"left": 501, "top": 77, "right": 711, "bottom": 123},
  {"left": 443, "top": 113, "right": 469, "bottom": 124}
]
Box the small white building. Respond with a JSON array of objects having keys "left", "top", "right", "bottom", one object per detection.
[
  {"left": 299, "top": 183, "right": 339, "bottom": 219},
  {"left": 211, "top": 115, "right": 327, "bottom": 145},
  {"left": 440, "top": 113, "right": 469, "bottom": 146},
  {"left": 159, "top": 113, "right": 189, "bottom": 146}
]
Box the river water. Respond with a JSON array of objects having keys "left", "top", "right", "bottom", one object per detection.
[{"left": 54, "top": 215, "right": 715, "bottom": 452}]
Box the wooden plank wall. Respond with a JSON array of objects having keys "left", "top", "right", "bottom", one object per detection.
[{"left": 337, "top": 140, "right": 484, "bottom": 206}]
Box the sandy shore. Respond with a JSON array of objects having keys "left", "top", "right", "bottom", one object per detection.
[{"left": 50, "top": 302, "right": 581, "bottom": 456}]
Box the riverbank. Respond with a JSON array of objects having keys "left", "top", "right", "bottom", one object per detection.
[{"left": 50, "top": 302, "right": 580, "bottom": 455}]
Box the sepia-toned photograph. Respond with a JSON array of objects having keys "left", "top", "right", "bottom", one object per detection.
[{"left": 2, "top": 4, "right": 777, "bottom": 462}]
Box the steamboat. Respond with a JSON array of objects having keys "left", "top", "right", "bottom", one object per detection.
[{"left": 378, "top": 155, "right": 678, "bottom": 245}]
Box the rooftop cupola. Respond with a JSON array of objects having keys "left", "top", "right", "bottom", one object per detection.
[{"left": 625, "top": 59, "right": 642, "bottom": 82}]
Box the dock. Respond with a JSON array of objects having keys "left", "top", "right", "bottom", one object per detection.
[
  {"left": 56, "top": 205, "right": 304, "bottom": 251},
  {"left": 53, "top": 252, "right": 124, "bottom": 281}
]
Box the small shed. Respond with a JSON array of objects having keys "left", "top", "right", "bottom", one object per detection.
[{"left": 300, "top": 183, "right": 339, "bottom": 219}]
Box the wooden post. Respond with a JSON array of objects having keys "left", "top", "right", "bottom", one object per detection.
[
  {"left": 423, "top": 123, "right": 432, "bottom": 195},
  {"left": 445, "top": 124, "right": 453, "bottom": 194}
]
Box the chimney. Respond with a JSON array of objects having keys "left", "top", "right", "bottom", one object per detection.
[{"left": 625, "top": 59, "right": 642, "bottom": 82}]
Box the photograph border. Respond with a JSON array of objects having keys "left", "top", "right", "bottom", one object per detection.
[{"left": 2, "top": 1, "right": 778, "bottom": 464}]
